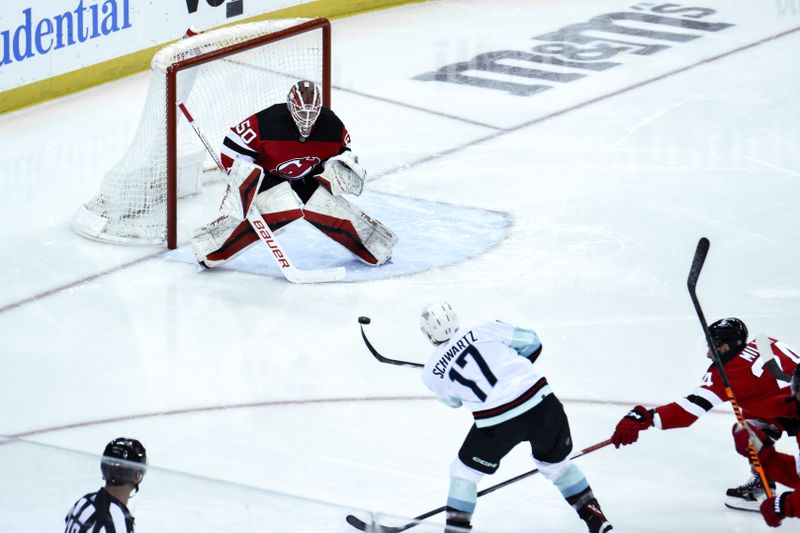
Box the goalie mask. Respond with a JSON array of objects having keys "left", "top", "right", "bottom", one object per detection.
[
  {"left": 709, "top": 317, "right": 748, "bottom": 353},
  {"left": 420, "top": 302, "right": 459, "bottom": 344},
  {"left": 101, "top": 438, "right": 147, "bottom": 494},
  {"left": 287, "top": 80, "right": 322, "bottom": 141}
]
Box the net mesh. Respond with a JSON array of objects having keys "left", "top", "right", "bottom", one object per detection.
[{"left": 72, "top": 19, "right": 325, "bottom": 245}]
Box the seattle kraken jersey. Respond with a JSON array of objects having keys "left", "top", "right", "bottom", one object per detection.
[{"left": 422, "top": 320, "right": 550, "bottom": 427}]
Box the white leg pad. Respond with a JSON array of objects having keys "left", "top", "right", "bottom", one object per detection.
[
  {"left": 219, "top": 159, "right": 265, "bottom": 219},
  {"left": 360, "top": 214, "right": 397, "bottom": 265},
  {"left": 191, "top": 215, "right": 245, "bottom": 267},
  {"left": 253, "top": 181, "right": 305, "bottom": 231},
  {"left": 253, "top": 181, "right": 303, "bottom": 216},
  {"left": 192, "top": 183, "right": 303, "bottom": 269},
  {"left": 305, "top": 187, "right": 398, "bottom": 265}
]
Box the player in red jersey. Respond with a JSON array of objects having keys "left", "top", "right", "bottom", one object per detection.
[
  {"left": 611, "top": 318, "right": 800, "bottom": 510},
  {"left": 191, "top": 80, "right": 397, "bottom": 269},
  {"left": 732, "top": 364, "right": 800, "bottom": 527}
]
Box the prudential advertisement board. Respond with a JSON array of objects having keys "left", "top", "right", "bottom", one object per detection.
[{"left": 0, "top": 0, "right": 313, "bottom": 92}]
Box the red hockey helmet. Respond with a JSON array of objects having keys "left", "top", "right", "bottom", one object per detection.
[{"left": 287, "top": 80, "right": 321, "bottom": 141}]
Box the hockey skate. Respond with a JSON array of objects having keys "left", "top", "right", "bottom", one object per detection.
[
  {"left": 724, "top": 474, "right": 776, "bottom": 512},
  {"left": 578, "top": 498, "right": 613, "bottom": 533}
]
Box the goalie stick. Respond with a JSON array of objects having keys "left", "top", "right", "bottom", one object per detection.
[
  {"left": 177, "top": 102, "right": 346, "bottom": 284},
  {"left": 686, "top": 237, "right": 773, "bottom": 499},
  {"left": 345, "top": 438, "right": 612, "bottom": 532},
  {"left": 358, "top": 316, "right": 423, "bottom": 368}
]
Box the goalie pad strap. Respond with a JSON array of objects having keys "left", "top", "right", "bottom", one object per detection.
[{"left": 304, "top": 187, "right": 397, "bottom": 265}]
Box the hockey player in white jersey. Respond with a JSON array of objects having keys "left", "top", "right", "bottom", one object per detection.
[{"left": 420, "top": 302, "right": 613, "bottom": 533}]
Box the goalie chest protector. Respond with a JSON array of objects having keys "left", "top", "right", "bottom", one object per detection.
[{"left": 241, "top": 104, "right": 350, "bottom": 181}]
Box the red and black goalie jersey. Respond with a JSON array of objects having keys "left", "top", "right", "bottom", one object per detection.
[
  {"left": 220, "top": 103, "right": 351, "bottom": 197},
  {"left": 655, "top": 338, "right": 800, "bottom": 431}
]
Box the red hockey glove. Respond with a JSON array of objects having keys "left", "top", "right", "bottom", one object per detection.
[
  {"left": 611, "top": 405, "right": 653, "bottom": 448},
  {"left": 760, "top": 492, "right": 790, "bottom": 527},
  {"left": 731, "top": 422, "right": 766, "bottom": 458}
]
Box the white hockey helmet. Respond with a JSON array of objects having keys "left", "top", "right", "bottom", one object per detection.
[
  {"left": 287, "top": 80, "right": 322, "bottom": 141},
  {"left": 420, "top": 301, "right": 459, "bottom": 344}
]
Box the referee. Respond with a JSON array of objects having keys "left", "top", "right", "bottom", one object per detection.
[{"left": 64, "top": 438, "right": 147, "bottom": 533}]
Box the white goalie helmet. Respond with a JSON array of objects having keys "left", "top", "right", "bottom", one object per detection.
[
  {"left": 420, "top": 301, "right": 459, "bottom": 344},
  {"left": 287, "top": 80, "right": 322, "bottom": 141}
]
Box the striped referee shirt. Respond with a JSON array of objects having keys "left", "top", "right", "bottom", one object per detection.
[{"left": 64, "top": 487, "right": 134, "bottom": 533}]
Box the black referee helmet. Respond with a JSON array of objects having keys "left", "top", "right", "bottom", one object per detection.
[{"left": 101, "top": 438, "right": 147, "bottom": 491}]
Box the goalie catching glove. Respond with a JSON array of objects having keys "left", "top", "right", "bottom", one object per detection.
[
  {"left": 316, "top": 151, "right": 366, "bottom": 196},
  {"left": 611, "top": 405, "right": 653, "bottom": 448}
]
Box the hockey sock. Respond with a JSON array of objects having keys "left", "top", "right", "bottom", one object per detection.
[
  {"left": 552, "top": 463, "right": 591, "bottom": 503},
  {"left": 445, "top": 478, "right": 475, "bottom": 532},
  {"left": 447, "top": 477, "right": 477, "bottom": 515}
]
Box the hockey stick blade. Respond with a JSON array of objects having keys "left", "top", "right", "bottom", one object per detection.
[
  {"left": 359, "top": 320, "right": 423, "bottom": 368},
  {"left": 344, "top": 515, "right": 369, "bottom": 532},
  {"left": 687, "top": 237, "right": 710, "bottom": 292},
  {"left": 345, "top": 439, "right": 612, "bottom": 532},
  {"left": 686, "top": 237, "right": 714, "bottom": 350},
  {"left": 345, "top": 514, "right": 405, "bottom": 533},
  {"left": 284, "top": 266, "right": 346, "bottom": 283},
  {"left": 724, "top": 501, "right": 761, "bottom": 513}
]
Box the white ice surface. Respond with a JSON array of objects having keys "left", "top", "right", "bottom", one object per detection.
[{"left": 1, "top": 1, "right": 800, "bottom": 531}]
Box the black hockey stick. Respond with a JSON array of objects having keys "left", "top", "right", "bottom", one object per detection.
[
  {"left": 358, "top": 316, "right": 423, "bottom": 368},
  {"left": 345, "top": 438, "right": 612, "bottom": 532},
  {"left": 686, "top": 237, "right": 773, "bottom": 498}
]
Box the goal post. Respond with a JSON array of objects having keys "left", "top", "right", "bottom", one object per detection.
[{"left": 72, "top": 18, "right": 331, "bottom": 249}]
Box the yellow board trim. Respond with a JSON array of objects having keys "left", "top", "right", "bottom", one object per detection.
[{"left": 0, "top": 0, "right": 426, "bottom": 115}]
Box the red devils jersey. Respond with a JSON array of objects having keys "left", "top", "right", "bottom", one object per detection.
[
  {"left": 655, "top": 338, "right": 800, "bottom": 431},
  {"left": 220, "top": 104, "right": 350, "bottom": 182}
]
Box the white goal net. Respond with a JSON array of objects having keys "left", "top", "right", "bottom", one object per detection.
[{"left": 72, "top": 18, "right": 329, "bottom": 247}]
